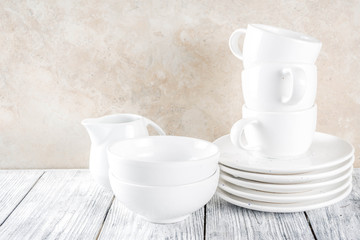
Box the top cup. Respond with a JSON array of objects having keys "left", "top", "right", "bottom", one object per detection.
[{"left": 229, "top": 24, "right": 322, "bottom": 68}]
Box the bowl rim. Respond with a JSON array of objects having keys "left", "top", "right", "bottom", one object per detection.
[
  {"left": 109, "top": 166, "right": 220, "bottom": 188},
  {"left": 107, "top": 135, "right": 220, "bottom": 164}
]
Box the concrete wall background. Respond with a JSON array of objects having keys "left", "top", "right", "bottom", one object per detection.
[{"left": 0, "top": 0, "right": 359, "bottom": 168}]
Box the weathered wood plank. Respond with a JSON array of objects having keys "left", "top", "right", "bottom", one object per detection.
[
  {"left": 98, "top": 198, "right": 204, "bottom": 240},
  {"left": 206, "top": 195, "right": 314, "bottom": 240},
  {"left": 0, "top": 170, "right": 44, "bottom": 225},
  {"left": 305, "top": 168, "right": 360, "bottom": 240},
  {"left": 0, "top": 170, "right": 113, "bottom": 240},
  {"left": 0, "top": 169, "right": 358, "bottom": 240}
]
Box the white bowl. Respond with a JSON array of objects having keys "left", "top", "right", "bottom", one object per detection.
[
  {"left": 107, "top": 136, "right": 220, "bottom": 186},
  {"left": 109, "top": 167, "right": 220, "bottom": 224}
]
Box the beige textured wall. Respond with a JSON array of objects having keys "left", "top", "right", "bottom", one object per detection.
[{"left": 0, "top": 0, "right": 359, "bottom": 169}]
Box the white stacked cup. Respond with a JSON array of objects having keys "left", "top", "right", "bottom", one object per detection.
[{"left": 228, "top": 24, "right": 322, "bottom": 158}]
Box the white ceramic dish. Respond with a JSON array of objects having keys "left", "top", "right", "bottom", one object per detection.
[
  {"left": 82, "top": 113, "right": 165, "bottom": 189},
  {"left": 229, "top": 24, "right": 322, "bottom": 68},
  {"left": 214, "top": 132, "right": 354, "bottom": 174},
  {"left": 109, "top": 167, "right": 219, "bottom": 224},
  {"left": 220, "top": 156, "right": 354, "bottom": 184},
  {"left": 108, "top": 136, "right": 219, "bottom": 186},
  {"left": 230, "top": 105, "right": 317, "bottom": 158},
  {"left": 217, "top": 184, "right": 352, "bottom": 213},
  {"left": 220, "top": 166, "right": 353, "bottom": 193},
  {"left": 218, "top": 176, "right": 351, "bottom": 203},
  {"left": 242, "top": 63, "right": 317, "bottom": 111}
]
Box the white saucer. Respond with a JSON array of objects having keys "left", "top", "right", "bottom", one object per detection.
[
  {"left": 220, "top": 166, "right": 353, "bottom": 193},
  {"left": 220, "top": 156, "right": 354, "bottom": 184},
  {"left": 217, "top": 184, "right": 352, "bottom": 213},
  {"left": 214, "top": 132, "right": 354, "bottom": 174},
  {"left": 218, "top": 176, "right": 351, "bottom": 203}
]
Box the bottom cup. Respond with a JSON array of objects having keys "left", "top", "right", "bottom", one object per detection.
[{"left": 230, "top": 105, "right": 317, "bottom": 158}]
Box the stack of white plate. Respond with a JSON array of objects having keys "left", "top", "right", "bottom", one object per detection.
[{"left": 213, "top": 132, "right": 354, "bottom": 212}]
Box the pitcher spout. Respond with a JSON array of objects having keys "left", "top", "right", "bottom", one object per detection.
[
  {"left": 81, "top": 114, "right": 145, "bottom": 145},
  {"left": 81, "top": 118, "right": 114, "bottom": 146}
]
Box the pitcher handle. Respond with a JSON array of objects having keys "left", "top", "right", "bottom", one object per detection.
[{"left": 144, "top": 118, "right": 166, "bottom": 135}]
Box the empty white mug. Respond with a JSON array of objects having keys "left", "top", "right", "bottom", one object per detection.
[
  {"left": 230, "top": 105, "right": 317, "bottom": 158},
  {"left": 242, "top": 63, "right": 317, "bottom": 111},
  {"left": 229, "top": 24, "right": 322, "bottom": 68}
]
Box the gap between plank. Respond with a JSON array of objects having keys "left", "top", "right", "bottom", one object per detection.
[
  {"left": 203, "top": 204, "right": 207, "bottom": 240},
  {"left": 95, "top": 195, "right": 115, "bottom": 240},
  {"left": 304, "top": 211, "right": 318, "bottom": 240},
  {"left": 0, "top": 171, "right": 45, "bottom": 227}
]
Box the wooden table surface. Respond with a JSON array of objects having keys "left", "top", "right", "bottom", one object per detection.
[{"left": 0, "top": 169, "right": 358, "bottom": 240}]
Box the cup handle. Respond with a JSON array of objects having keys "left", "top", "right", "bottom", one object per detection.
[
  {"left": 230, "top": 118, "right": 260, "bottom": 151},
  {"left": 144, "top": 118, "right": 166, "bottom": 135},
  {"left": 229, "top": 28, "right": 247, "bottom": 60},
  {"left": 281, "top": 68, "right": 307, "bottom": 105}
]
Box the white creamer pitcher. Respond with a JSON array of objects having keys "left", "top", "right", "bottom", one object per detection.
[{"left": 82, "top": 114, "right": 165, "bottom": 189}]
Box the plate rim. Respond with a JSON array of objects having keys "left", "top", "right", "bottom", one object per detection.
[
  {"left": 214, "top": 132, "right": 355, "bottom": 174},
  {"left": 217, "top": 183, "right": 353, "bottom": 213},
  {"left": 220, "top": 166, "right": 353, "bottom": 193},
  {"left": 219, "top": 156, "right": 354, "bottom": 184},
  {"left": 218, "top": 176, "right": 351, "bottom": 203}
]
